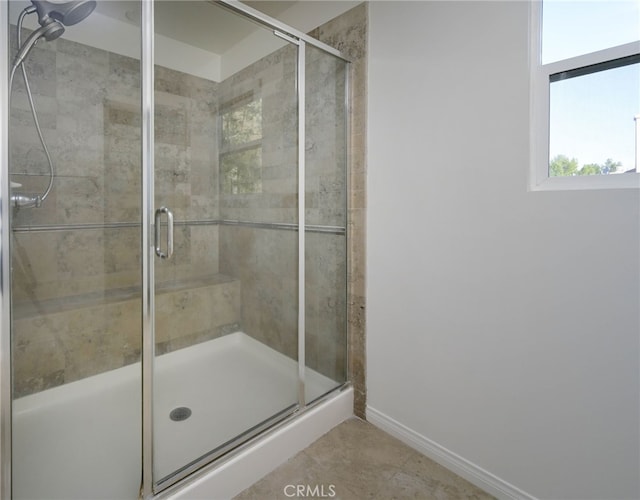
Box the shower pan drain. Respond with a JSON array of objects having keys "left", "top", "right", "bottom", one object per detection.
[{"left": 169, "top": 407, "right": 192, "bottom": 422}]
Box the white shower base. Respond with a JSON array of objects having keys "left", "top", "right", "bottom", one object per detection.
[{"left": 12, "top": 331, "right": 352, "bottom": 500}]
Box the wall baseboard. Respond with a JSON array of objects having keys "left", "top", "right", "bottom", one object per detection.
[{"left": 366, "top": 406, "right": 537, "bottom": 500}]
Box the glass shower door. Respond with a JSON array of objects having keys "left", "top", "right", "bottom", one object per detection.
[
  {"left": 151, "top": 1, "right": 300, "bottom": 488},
  {"left": 8, "top": 1, "right": 143, "bottom": 498}
]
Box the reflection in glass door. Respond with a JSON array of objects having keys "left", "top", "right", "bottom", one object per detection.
[{"left": 151, "top": 1, "right": 300, "bottom": 488}]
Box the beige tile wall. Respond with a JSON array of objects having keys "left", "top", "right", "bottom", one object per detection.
[
  {"left": 311, "top": 3, "right": 368, "bottom": 417},
  {"left": 218, "top": 43, "right": 299, "bottom": 224},
  {"left": 10, "top": 34, "right": 225, "bottom": 398}
]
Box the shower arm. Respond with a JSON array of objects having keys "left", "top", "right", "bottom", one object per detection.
[{"left": 10, "top": 5, "right": 55, "bottom": 209}]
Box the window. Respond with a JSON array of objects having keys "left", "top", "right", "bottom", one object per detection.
[
  {"left": 530, "top": 0, "right": 640, "bottom": 190},
  {"left": 220, "top": 94, "right": 263, "bottom": 194}
]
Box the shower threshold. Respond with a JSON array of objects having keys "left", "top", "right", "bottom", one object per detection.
[{"left": 12, "top": 331, "right": 339, "bottom": 500}]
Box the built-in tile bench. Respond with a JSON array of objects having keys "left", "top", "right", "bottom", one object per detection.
[{"left": 12, "top": 274, "right": 240, "bottom": 398}]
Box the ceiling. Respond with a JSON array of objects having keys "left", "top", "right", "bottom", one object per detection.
[
  {"left": 8, "top": 0, "right": 355, "bottom": 82},
  {"left": 94, "top": 1, "right": 297, "bottom": 55}
]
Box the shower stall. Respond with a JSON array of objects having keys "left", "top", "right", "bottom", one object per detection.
[{"left": 0, "top": 0, "right": 351, "bottom": 497}]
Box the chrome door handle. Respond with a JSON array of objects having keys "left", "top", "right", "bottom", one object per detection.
[{"left": 154, "top": 206, "right": 174, "bottom": 259}]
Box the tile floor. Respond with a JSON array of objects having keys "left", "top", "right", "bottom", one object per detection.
[{"left": 234, "top": 418, "right": 495, "bottom": 500}]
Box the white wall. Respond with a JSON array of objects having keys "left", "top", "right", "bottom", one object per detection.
[{"left": 367, "top": 2, "right": 640, "bottom": 499}]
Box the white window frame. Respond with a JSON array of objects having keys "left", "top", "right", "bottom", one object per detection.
[{"left": 529, "top": 0, "right": 640, "bottom": 191}]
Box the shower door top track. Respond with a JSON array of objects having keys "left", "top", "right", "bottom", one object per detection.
[{"left": 214, "top": 0, "right": 351, "bottom": 63}]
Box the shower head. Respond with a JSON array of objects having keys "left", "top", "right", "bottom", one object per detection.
[
  {"left": 32, "top": 0, "right": 97, "bottom": 27},
  {"left": 13, "top": 19, "right": 65, "bottom": 68},
  {"left": 9, "top": 1, "right": 96, "bottom": 211},
  {"left": 12, "top": 0, "right": 95, "bottom": 70}
]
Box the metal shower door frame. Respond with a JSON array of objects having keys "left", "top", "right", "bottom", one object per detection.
[{"left": 0, "top": 1, "right": 12, "bottom": 498}]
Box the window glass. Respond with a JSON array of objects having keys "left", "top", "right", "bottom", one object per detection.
[
  {"left": 220, "top": 97, "right": 263, "bottom": 193},
  {"left": 220, "top": 147, "right": 262, "bottom": 194},
  {"left": 549, "top": 60, "right": 640, "bottom": 176},
  {"left": 221, "top": 99, "right": 262, "bottom": 148},
  {"left": 542, "top": 0, "right": 640, "bottom": 64}
]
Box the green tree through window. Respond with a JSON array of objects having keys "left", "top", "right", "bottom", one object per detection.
[
  {"left": 220, "top": 96, "right": 263, "bottom": 194},
  {"left": 550, "top": 154, "right": 622, "bottom": 177}
]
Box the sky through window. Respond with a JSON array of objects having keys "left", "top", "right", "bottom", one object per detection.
[{"left": 543, "top": 0, "right": 640, "bottom": 174}]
